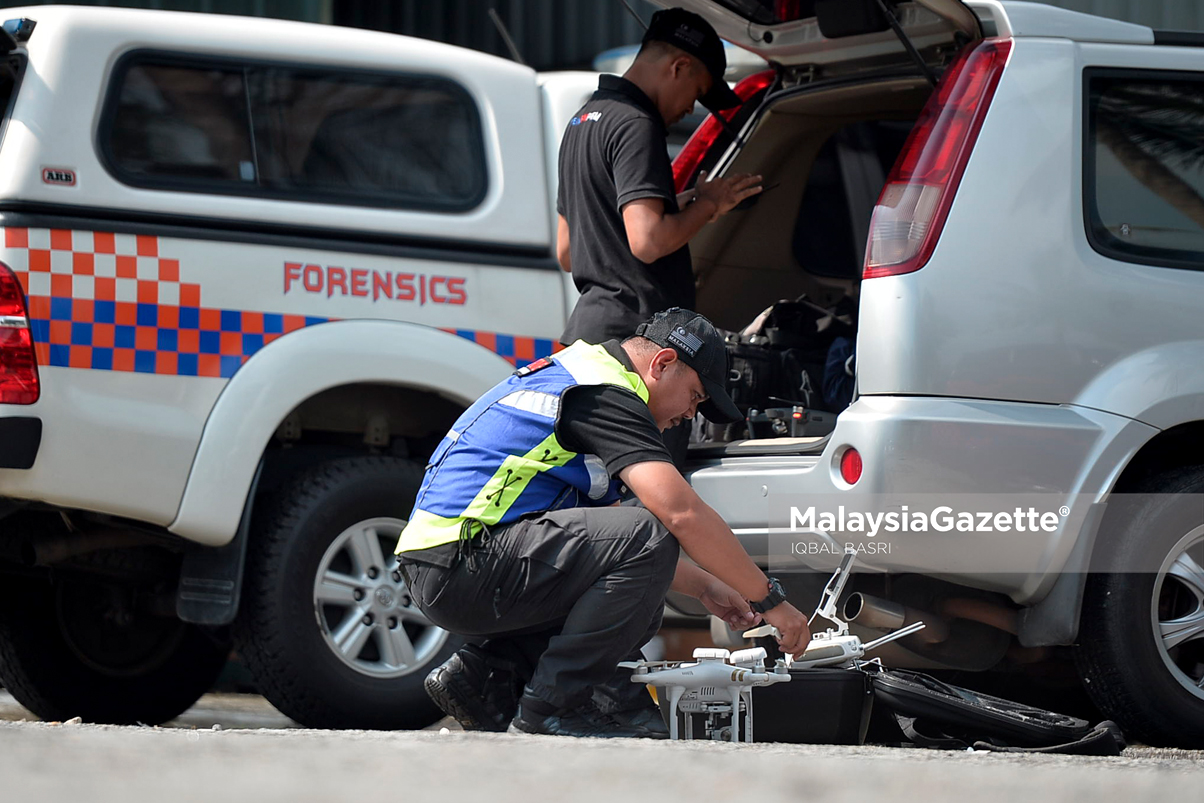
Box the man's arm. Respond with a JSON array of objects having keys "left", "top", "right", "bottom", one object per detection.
[
  {"left": 671, "top": 559, "right": 760, "bottom": 631},
  {"left": 557, "top": 214, "right": 572, "bottom": 273},
  {"left": 622, "top": 171, "right": 762, "bottom": 264},
  {"left": 620, "top": 460, "right": 811, "bottom": 654}
]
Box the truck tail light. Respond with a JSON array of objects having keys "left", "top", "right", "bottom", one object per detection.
[
  {"left": 863, "top": 39, "right": 1012, "bottom": 279},
  {"left": 673, "top": 70, "right": 775, "bottom": 194},
  {"left": 0, "top": 261, "right": 39, "bottom": 405}
]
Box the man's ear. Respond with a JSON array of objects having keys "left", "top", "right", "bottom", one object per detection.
[
  {"left": 670, "top": 55, "right": 694, "bottom": 80},
  {"left": 649, "top": 348, "right": 679, "bottom": 379}
]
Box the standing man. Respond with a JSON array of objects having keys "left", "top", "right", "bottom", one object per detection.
[
  {"left": 557, "top": 7, "right": 762, "bottom": 347},
  {"left": 397, "top": 309, "right": 811, "bottom": 738}
]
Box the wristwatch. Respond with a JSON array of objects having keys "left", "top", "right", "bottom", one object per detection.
[{"left": 750, "top": 576, "right": 787, "bottom": 614}]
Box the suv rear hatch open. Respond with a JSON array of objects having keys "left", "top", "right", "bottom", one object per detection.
[
  {"left": 665, "top": 1, "right": 979, "bottom": 79},
  {"left": 651, "top": 2, "right": 991, "bottom": 457}
]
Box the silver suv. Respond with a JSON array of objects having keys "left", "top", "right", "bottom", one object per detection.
[{"left": 667, "top": 0, "right": 1204, "bottom": 745}]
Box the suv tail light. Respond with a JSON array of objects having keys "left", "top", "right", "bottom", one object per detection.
[
  {"left": 0, "top": 262, "right": 39, "bottom": 404},
  {"left": 673, "top": 70, "right": 775, "bottom": 194},
  {"left": 863, "top": 39, "right": 1012, "bottom": 279}
]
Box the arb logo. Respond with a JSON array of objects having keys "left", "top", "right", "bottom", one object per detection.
[{"left": 41, "top": 167, "right": 76, "bottom": 186}]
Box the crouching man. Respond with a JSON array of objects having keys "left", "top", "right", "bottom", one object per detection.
[{"left": 394, "top": 308, "right": 811, "bottom": 738}]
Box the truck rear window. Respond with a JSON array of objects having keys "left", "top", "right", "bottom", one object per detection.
[
  {"left": 0, "top": 47, "right": 23, "bottom": 151},
  {"left": 1085, "top": 69, "right": 1204, "bottom": 270},
  {"left": 101, "top": 53, "right": 487, "bottom": 212}
]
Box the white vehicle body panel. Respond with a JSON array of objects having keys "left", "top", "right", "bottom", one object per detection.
[
  {"left": 1, "top": 5, "right": 552, "bottom": 249},
  {"left": 0, "top": 366, "right": 223, "bottom": 525},
  {"left": 0, "top": 7, "right": 583, "bottom": 537},
  {"left": 172, "top": 320, "right": 517, "bottom": 545},
  {"left": 691, "top": 396, "right": 1158, "bottom": 604}
]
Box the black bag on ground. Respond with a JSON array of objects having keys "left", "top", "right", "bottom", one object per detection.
[{"left": 868, "top": 667, "right": 1126, "bottom": 755}]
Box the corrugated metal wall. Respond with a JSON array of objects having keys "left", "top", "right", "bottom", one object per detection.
[
  {"left": 330, "top": 1, "right": 1204, "bottom": 72},
  {"left": 0, "top": 0, "right": 330, "bottom": 23},
  {"left": 3, "top": 2, "right": 1202, "bottom": 69},
  {"left": 331, "top": 0, "right": 659, "bottom": 71}
]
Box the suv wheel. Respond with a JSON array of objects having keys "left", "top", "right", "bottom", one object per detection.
[
  {"left": 236, "top": 456, "right": 457, "bottom": 730},
  {"left": 0, "top": 573, "right": 229, "bottom": 725},
  {"left": 1077, "top": 467, "right": 1204, "bottom": 746}
]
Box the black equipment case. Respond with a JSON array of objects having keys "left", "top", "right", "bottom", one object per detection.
[{"left": 750, "top": 668, "right": 874, "bottom": 744}]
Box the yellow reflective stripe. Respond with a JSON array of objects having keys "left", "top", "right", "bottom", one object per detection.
[
  {"left": 397, "top": 432, "right": 579, "bottom": 553},
  {"left": 395, "top": 509, "right": 468, "bottom": 553},
  {"left": 557, "top": 341, "right": 649, "bottom": 402},
  {"left": 461, "top": 431, "right": 573, "bottom": 523}
]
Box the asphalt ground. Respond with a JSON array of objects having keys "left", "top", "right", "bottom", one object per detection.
[{"left": 2, "top": 691, "right": 1204, "bottom": 802}]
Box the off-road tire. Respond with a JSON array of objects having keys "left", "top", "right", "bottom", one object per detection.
[
  {"left": 0, "top": 574, "right": 229, "bottom": 725},
  {"left": 235, "top": 456, "right": 458, "bottom": 730},
  {"left": 1076, "top": 467, "right": 1204, "bottom": 747}
]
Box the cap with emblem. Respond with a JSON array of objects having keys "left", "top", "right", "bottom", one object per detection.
[
  {"left": 635, "top": 308, "right": 741, "bottom": 424},
  {"left": 643, "top": 7, "right": 741, "bottom": 114}
]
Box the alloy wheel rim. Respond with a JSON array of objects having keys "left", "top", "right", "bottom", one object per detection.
[
  {"left": 1151, "top": 525, "right": 1204, "bottom": 700},
  {"left": 312, "top": 517, "right": 447, "bottom": 679}
]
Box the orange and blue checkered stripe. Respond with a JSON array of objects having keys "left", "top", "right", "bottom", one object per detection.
[
  {"left": 4, "top": 227, "right": 560, "bottom": 378},
  {"left": 441, "top": 328, "right": 559, "bottom": 367}
]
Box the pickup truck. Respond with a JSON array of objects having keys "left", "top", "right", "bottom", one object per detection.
[{"left": 0, "top": 4, "right": 595, "bottom": 729}]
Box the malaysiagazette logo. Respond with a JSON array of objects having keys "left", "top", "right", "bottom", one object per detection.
[{"left": 790, "top": 504, "right": 1066, "bottom": 538}]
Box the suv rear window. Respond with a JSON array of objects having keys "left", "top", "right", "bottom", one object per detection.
[
  {"left": 102, "top": 54, "right": 487, "bottom": 212},
  {"left": 1085, "top": 69, "right": 1204, "bottom": 270}
]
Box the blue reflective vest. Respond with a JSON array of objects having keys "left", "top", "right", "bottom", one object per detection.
[{"left": 396, "top": 341, "right": 649, "bottom": 553}]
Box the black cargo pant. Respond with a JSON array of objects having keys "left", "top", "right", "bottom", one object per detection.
[{"left": 399, "top": 504, "right": 679, "bottom": 713}]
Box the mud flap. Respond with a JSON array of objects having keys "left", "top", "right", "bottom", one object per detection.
[{"left": 176, "top": 462, "right": 261, "bottom": 625}]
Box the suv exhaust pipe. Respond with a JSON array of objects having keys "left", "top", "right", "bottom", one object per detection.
[{"left": 843, "top": 591, "right": 950, "bottom": 644}]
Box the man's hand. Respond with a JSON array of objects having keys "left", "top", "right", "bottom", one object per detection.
[
  {"left": 699, "top": 577, "right": 762, "bottom": 631},
  {"left": 620, "top": 171, "right": 764, "bottom": 263},
  {"left": 693, "top": 170, "right": 762, "bottom": 218},
  {"left": 762, "top": 601, "right": 811, "bottom": 655}
]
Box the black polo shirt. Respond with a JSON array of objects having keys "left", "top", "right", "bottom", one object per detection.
[
  {"left": 556, "top": 339, "right": 672, "bottom": 475},
  {"left": 557, "top": 75, "right": 695, "bottom": 346}
]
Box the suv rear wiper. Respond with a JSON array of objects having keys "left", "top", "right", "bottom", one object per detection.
[{"left": 873, "top": 0, "right": 938, "bottom": 87}]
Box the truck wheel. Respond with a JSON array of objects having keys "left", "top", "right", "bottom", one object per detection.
[
  {"left": 0, "top": 573, "right": 229, "bottom": 725},
  {"left": 236, "top": 456, "right": 458, "bottom": 730},
  {"left": 1077, "top": 467, "right": 1204, "bottom": 746}
]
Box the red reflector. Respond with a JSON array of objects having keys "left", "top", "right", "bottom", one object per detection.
[
  {"left": 840, "top": 448, "right": 863, "bottom": 485},
  {"left": 864, "top": 39, "right": 1012, "bottom": 279},
  {"left": 673, "top": 70, "right": 775, "bottom": 194},
  {"left": 0, "top": 261, "right": 40, "bottom": 405}
]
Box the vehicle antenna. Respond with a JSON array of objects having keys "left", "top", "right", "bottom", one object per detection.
[
  {"left": 617, "top": 0, "right": 649, "bottom": 31},
  {"left": 488, "top": 7, "right": 526, "bottom": 66}
]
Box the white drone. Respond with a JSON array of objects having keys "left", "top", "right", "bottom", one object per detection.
[
  {"left": 624, "top": 554, "right": 925, "bottom": 742},
  {"left": 620, "top": 646, "right": 789, "bottom": 742}
]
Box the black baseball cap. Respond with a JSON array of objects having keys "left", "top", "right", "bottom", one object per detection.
[
  {"left": 643, "top": 7, "right": 741, "bottom": 114},
  {"left": 635, "top": 308, "right": 741, "bottom": 424}
]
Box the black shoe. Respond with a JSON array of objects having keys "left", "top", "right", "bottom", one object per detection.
[
  {"left": 424, "top": 646, "right": 521, "bottom": 732},
  {"left": 592, "top": 683, "right": 669, "bottom": 739},
  {"left": 605, "top": 704, "right": 669, "bottom": 739},
  {"left": 507, "top": 702, "right": 647, "bottom": 738}
]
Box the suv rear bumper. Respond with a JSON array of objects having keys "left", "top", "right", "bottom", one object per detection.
[
  {"left": 688, "top": 395, "right": 1157, "bottom": 605},
  {"left": 0, "top": 417, "right": 41, "bottom": 469}
]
